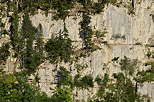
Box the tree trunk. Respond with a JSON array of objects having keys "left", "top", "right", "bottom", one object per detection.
[{"left": 132, "top": 0, "right": 134, "bottom": 8}]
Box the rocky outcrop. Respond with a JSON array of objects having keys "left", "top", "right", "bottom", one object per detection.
[{"left": 1, "top": 0, "right": 154, "bottom": 101}]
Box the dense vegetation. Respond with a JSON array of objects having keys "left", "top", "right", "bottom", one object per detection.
[
  {"left": 20, "top": 12, "right": 44, "bottom": 73},
  {"left": 93, "top": 73, "right": 148, "bottom": 102},
  {"left": 79, "top": 13, "right": 93, "bottom": 49},
  {"left": 0, "top": 43, "right": 10, "bottom": 64},
  {"left": 0, "top": 0, "right": 119, "bottom": 20},
  {"left": 0, "top": 72, "right": 72, "bottom": 102},
  {"left": 45, "top": 28, "right": 74, "bottom": 64},
  {"left": 74, "top": 74, "right": 94, "bottom": 88},
  {"left": 56, "top": 66, "right": 73, "bottom": 86}
]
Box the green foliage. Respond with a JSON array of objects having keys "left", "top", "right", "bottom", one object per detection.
[
  {"left": 52, "top": 10, "right": 69, "bottom": 20},
  {"left": 77, "top": 0, "right": 116, "bottom": 14},
  {"left": 140, "top": 72, "right": 154, "bottom": 82},
  {"left": 97, "top": 86, "right": 105, "bottom": 99},
  {"left": 52, "top": 0, "right": 75, "bottom": 20},
  {"left": 94, "top": 30, "right": 107, "bottom": 38},
  {"left": 21, "top": 12, "right": 36, "bottom": 39},
  {"left": 136, "top": 61, "right": 154, "bottom": 83},
  {"left": 0, "top": 73, "right": 19, "bottom": 102},
  {"left": 51, "top": 86, "right": 73, "bottom": 102},
  {"left": 77, "top": 0, "right": 92, "bottom": 10},
  {"left": 21, "top": 12, "right": 36, "bottom": 72},
  {"left": 0, "top": 29, "right": 9, "bottom": 35},
  {"left": 80, "top": 13, "right": 91, "bottom": 30},
  {"left": 95, "top": 76, "right": 102, "bottom": 85},
  {"left": 2, "top": 0, "right": 119, "bottom": 21},
  {"left": 56, "top": 66, "right": 73, "bottom": 86},
  {"left": 96, "top": 74, "right": 109, "bottom": 99},
  {"left": 79, "top": 13, "right": 93, "bottom": 49},
  {"left": 20, "top": 13, "right": 44, "bottom": 73},
  {"left": 92, "top": 3, "right": 103, "bottom": 14},
  {"left": 0, "top": 43, "right": 10, "bottom": 63},
  {"left": 152, "top": 14, "right": 154, "bottom": 22},
  {"left": 0, "top": 18, "right": 8, "bottom": 35},
  {"left": 111, "top": 34, "right": 126, "bottom": 40},
  {"left": 80, "top": 75, "right": 94, "bottom": 88},
  {"left": 75, "top": 64, "right": 88, "bottom": 73},
  {"left": 146, "top": 49, "right": 154, "bottom": 58},
  {"left": 34, "top": 24, "right": 45, "bottom": 66},
  {"left": 74, "top": 74, "right": 94, "bottom": 88},
  {"left": 119, "top": 56, "right": 138, "bottom": 75},
  {"left": 111, "top": 73, "right": 138, "bottom": 102},
  {"left": 74, "top": 74, "right": 81, "bottom": 87},
  {"left": 95, "top": 73, "right": 109, "bottom": 86},
  {"left": 127, "top": 4, "right": 135, "bottom": 15},
  {"left": 0, "top": 22, "right": 5, "bottom": 28},
  {"left": 18, "top": 0, "right": 50, "bottom": 14},
  {"left": 45, "top": 31, "right": 74, "bottom": 64},
  {"left": 102, "top": 73, "right": 109, "bottom": 85},
  {"left": 0, "top": 0, "right": 8, "bottom": 3},
  {"left": 91, "top": 0, "right": 117, "bottom": 14},
  {"left": 96, "top": 73, "right": 148, "bottom": 102},
  {"left": 0, "top": 72, "right": 73, "bottom": 102},
  {"left": 98, "top": 0, "right": 117, "bottom": 5},
  {"left": 35, "top": 73, "right": 40, "bottom": 83},
  {"left": 52, "top": 0, "right": 75, "bottom": 11},
  {"left": 9, "top": 3, "right": 20, "bottom": 57},
  {"left": 0, "top": 73, "right": 51, "bottom": 102},
  {"left": 87, "top": 98, "right": 98, "bottom": 102}
]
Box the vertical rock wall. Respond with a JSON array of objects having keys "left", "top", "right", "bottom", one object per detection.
[
  {"left": 29, "top": 0, "right": 154, "bottom": 101},
  {"left": 1, "top": 0, "right": 153, "bottom": 101}
]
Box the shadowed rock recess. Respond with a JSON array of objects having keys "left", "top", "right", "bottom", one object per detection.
[{"left": 0, "top": 0, "right": 154, "bottom": 102}]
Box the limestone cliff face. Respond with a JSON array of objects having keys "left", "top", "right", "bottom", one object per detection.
[{"left": 1, "top": 0, "right": 154, "bottom": 101}]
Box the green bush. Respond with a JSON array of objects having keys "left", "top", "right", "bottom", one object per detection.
[
  {"left": 45, "top": 32, "right": 74, "bottom": 64},
  {"left": 74, "top": 74, "right": 81, "bottom": 87},
  {"left": 56, "top": 66, "right": 73, "bottom": 86},
  {"left": 51, "top": 86, "right": 73, "bottom": 102},
  {"left": 52, "top": 0, "right": 74, "bottom": 11},
  {"left": 75, "top": 64, "right": 88, "bottom": 73},
  {"left": 95, "top": 73, "right": 109, "bottom": 86},
  {"left": 95, "top": 76, "right": 102, "bottom": 85},
  {"left": 97, "top": 86, "right": 105, "bottom": 99},
  {"left": 119, "top": 56, "right": 138, "bottom": 75},
  {"left": 146, "top": 49, "right": 153, "bottom": 58},
  {"left": 0, "top": 73, "right": 51, "bottom": 102},
  {"left": 96, "top": 73, "right": 149, "bottom": 102},
  {"left": 74, "top": 74, "right": 94, "bottom": 88},
  {"left": 80, "top": 75, "right": 94, "bottom": 88},
  {"left": 52, "top": 0, "right": 75, "bottom": 20},
  {"left": 136, "top": 62, "right": 154, "bottom": 83},
  {"left": 92, "top": 3, "right": 103, "bottom": 14}
]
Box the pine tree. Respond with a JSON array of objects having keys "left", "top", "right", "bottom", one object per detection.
[{"left": 20, "top": 12, "right": 44, "bottom": 72}]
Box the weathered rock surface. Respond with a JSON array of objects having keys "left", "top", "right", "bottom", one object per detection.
[
  {"left": 31, "top": 0, "right": 154, "bottom": 101},
  {"left": 1, "top": 0, "right": 154, "bottom": 101}
]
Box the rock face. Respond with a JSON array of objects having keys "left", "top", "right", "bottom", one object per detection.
[
  {"left": 138, "top": 82, "right": 154, "bottom": 101},
  {"left": 28, "top": 0, "right": 154, "bottom": 100},
  {"left": 30, "top": 0, "right": 154, "bottom": 101},
  {"left": 1, "top": 0, "right": 154, "bottom": 101}
]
